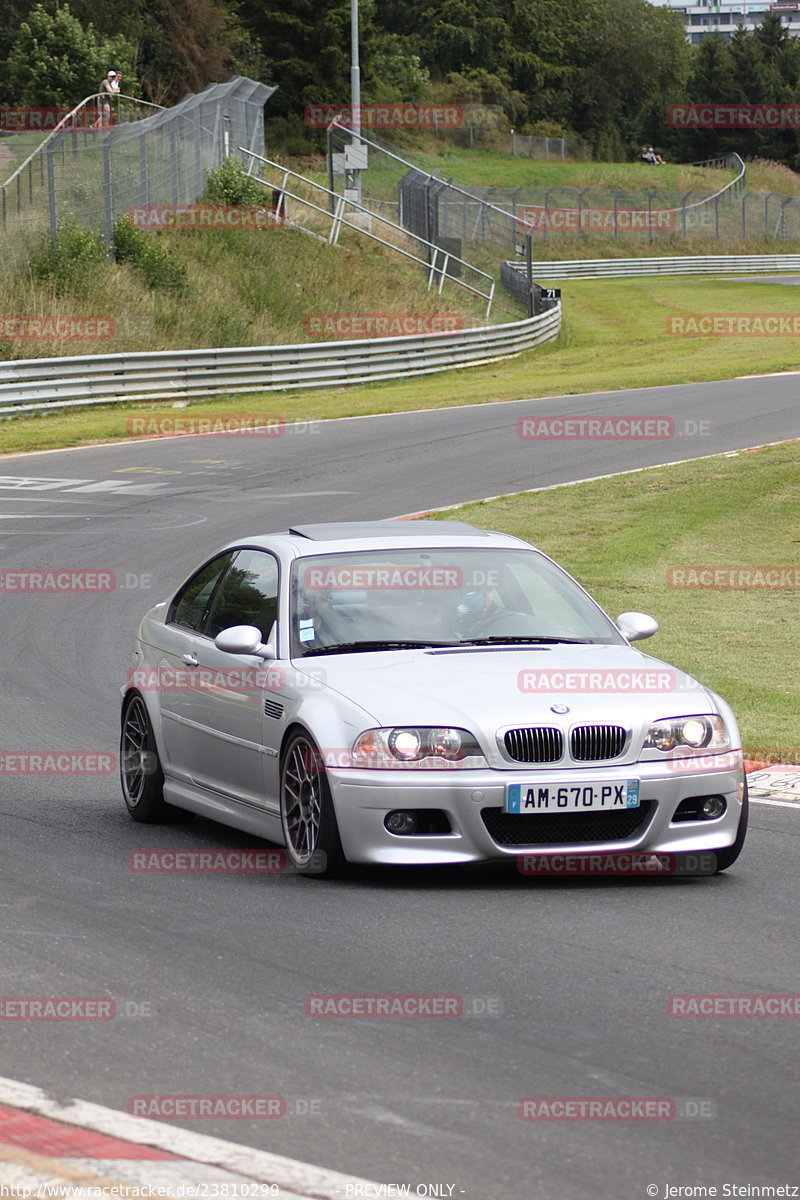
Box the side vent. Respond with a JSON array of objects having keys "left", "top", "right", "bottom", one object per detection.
[{"left": 264, "top": 699, "right": 284, "bottom": 720}]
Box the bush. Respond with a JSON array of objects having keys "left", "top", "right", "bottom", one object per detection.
[
  {"left": 26, "top": 222, "right": 107, "bottom": 295},
  {"left": 202, "top": 157, "right": 267, "bottom": 206},
  {"left": 112, "top": 218, "right": 188, "bottom": 293}
]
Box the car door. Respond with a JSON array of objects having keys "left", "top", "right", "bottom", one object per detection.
[
  {"left": 155, "top": 550, "right": 235, "bottom": 785},
  {"left": 178, "top": 548, "right": 279, "bottom": 807}
]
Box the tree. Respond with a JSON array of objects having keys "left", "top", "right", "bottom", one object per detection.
[
  {"left": 568, "top": 0, "right": 690, "bottom": 158},
  {"left": 237, "top": 0, "right": 374, "bottom": 116},
  {"left": 1, "top": 4, "right": 135, "bottom": 106}
]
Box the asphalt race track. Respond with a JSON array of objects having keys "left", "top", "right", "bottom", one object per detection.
[{"left": 2, "top": 376, "right": 799, "bottom": 1198}]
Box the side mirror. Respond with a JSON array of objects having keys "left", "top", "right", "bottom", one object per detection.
[
  {"left": 214, "top": 625, "right": 276, "bottom": 659},
  {"left": 616, "top": 611, "right": 659, "bottom": 642}
]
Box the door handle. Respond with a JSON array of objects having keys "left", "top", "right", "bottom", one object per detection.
[{"left": 181, "top": 653, "right": 198, "bottom": 667}]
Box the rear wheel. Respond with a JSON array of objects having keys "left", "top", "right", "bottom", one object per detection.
[
  {"left": 712, "top": 780, "right": 749, "bottom": 872},
  {"left": 120, "top": 693, "right": 190, "bottom": 823},
  {"left": 280, "top": 731, "right": 348, "bottom": 878}
]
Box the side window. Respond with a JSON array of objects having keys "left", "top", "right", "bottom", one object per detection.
[
  {"left": 169, "top": 553, "right": 234, "bottom": 632},
  {"left": 204, "top": 549, "right": 279, "bottom": 641}
]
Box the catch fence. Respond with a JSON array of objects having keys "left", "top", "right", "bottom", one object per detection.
[{"left": 0, "top": 77, "right": 274, "bottom": 268}]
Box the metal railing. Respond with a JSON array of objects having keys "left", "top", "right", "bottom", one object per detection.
[
  {"left": 241, "top": 147, "right": 497, "bottom": 317},
  {"left": 0, "top": 307, "right": 561, "bottom": 416},
  {"left": 504, "top": 254, "right": 800, "bottom": 280}
]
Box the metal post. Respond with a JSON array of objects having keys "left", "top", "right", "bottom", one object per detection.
[
  {"left": 46, "top": 146, "right": 57, "bottom": 237},
  {"left": 714, "top": 194, "right": 719, "bottom": 240},
  {"left": 578, "top": 187, "right": 589, "bottom": 239},
  {"left": 526, "top": 232, "right": 535, "bottom": 317},
  {"left": 170, "top": 125, "right": 179, "bottom": 204},
  {"left": 327, "top": 124, "right": 335, "bottom": 214},
  {"left": 102, "top": 140, "right": 114, "bottom": 251},
  {"left": 780, "top": 196, "right": 791, "bottom": 239},
  {"left": 648, "top": 191, "right": 653, "bottom": 244},
  {"left": 349, "top": 0, "right": 362, "bottom": 206},
  {"left": 139, "top": 135, "right": 149, "bottom": 206}
]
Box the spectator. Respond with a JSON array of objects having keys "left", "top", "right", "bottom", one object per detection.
[
  {"left": 648, "top": 145, "right": 665, "bottom": 164},
  {"left": 95, "top": 71, "right": 119, "bottom": 128}
]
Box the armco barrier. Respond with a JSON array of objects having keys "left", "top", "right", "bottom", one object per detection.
[
  {"left": 0, "top": 308, "right": 561, "bottom": 416},
  {"left": 506, "top": 254, "right": 800, "bottom": 280}
]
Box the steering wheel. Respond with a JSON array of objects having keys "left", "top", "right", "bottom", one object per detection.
[{"left": 470, "top": 609, "right": 538, "bottom": 637}]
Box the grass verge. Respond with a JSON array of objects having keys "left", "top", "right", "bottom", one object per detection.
[
  {"left": 428, "top": 441, "right": 800, "bottom": 752},
  {"left": 3, "top": 273, "right": 799, "bottom": 456}
]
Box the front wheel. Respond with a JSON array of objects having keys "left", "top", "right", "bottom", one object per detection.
[
  {"left": 711, "top": 780, "right": 749, "bottom": 872},
  {"left": 280, "top": 732, "right": 348, "bottom": 878},
  {"left": 120, "top": 693, "right": 190, "bottom": 823}
]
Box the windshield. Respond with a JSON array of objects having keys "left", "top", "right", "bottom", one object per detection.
[{"left": 289, "top": 548, "right": 623, "bottom": 657}]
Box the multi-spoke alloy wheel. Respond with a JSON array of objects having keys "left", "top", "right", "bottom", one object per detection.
[
  {"left": 280, "top": 732, "right": 347, "bottom": 877},
  {"left": 120, "top": 693, "right": 184, "bottom": 822}
]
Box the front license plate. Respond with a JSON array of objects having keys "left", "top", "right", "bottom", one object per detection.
[{"left": 505, "top": 779, "right": 640, "bottom": 814}]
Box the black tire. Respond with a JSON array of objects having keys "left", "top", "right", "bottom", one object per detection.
[
  {"left": 712, "top": 780, "right": 749, "bottom": 872},
  {"left": 120, "top": 693, "right": 190, "bottom": 823},
  {"left": 280, "top": 731, "right": 348, "bottom": 878}
]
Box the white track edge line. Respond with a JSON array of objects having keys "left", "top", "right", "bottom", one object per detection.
[
  {"left": 393, "top": 437, "right": 799, "bottom": 517},
  {"left": 0, "top": 1075, "right": 382, "bottom": 1199}
]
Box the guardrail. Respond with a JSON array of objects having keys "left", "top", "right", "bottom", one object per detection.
[
  {"left": 0, "top": 308, "right": 561, "bottom": 416},
  {"left": 507, "top": 254, "right": 800, "bottom": 280}
]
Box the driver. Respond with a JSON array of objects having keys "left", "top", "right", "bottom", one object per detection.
[{"left": 454, "top": 586, "right": 500, "bottom": 637}]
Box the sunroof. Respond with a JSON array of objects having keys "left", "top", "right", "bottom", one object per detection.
[{"left": 288, "top": 521, "right": 486, "bottom": 540}]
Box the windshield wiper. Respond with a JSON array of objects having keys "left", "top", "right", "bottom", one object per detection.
[
  {"left": 458, "top": 635, "right": 592, "bottom": 646},
  {"left": 302, "top": 639, "right": 452, "bottom": 656}
]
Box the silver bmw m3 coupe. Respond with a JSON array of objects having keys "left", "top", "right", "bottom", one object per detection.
[{"left": 120, "top": 520, "right": 747, "bottom": 877}]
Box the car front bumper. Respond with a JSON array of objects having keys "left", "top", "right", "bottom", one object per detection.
[{"left": 327, "top": 756, "right": 745, "bottom": 867}]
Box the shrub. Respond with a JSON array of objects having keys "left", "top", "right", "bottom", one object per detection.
[
  {"left": 202, "top": 157, "right": 267, "bottom": 206},
  {"left": 112, "top": 218, "right": 188, "bottom": 293},
  {"left": 26, "top": 222, "right": 107, "bottom": 295}
]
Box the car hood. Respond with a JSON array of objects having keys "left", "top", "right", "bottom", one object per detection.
[{"left": 311, "top": 642, "right": 713, "bottom": 729}]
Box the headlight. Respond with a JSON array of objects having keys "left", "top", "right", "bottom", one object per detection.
[
  {"left": 352, "top": 727, "right": 485, "bottom": 769},
  {"left": 644, "top": 715, "right": 730, "bottom": 753}
]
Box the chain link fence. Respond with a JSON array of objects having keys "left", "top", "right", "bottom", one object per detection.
[
  {"left": 1, "top": 77, "right": 275, "bottom": 269},
  {"left": 327, "top": 128, "right": 799, "bottom": 312},
  {"left": 509, "top": 133, "right": 590, "bottom": 160},
  {"left": 331, "top": 129, "right": 800, "bottom": 256}
]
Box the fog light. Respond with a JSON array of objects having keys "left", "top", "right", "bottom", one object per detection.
[
  {"left": 385, "top": 811, "right": 418, "bottom": 835},
  {"left": 701, "top": 796, "right": 726, "bottom": 819}
]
